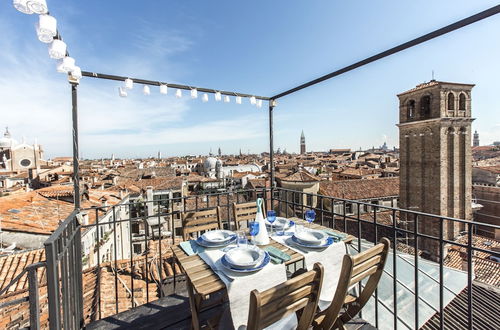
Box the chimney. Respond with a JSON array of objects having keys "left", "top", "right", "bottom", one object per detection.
[
  {"left": 101, "top": 197, "right": 108, "bottom": 208},
  {"left": 146, "top": 186, "right": 154, "bottom": 217}
]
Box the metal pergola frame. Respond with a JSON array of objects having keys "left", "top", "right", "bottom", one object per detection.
[{"left": 66, "top": 4, "right": 500, "bottom": 209}]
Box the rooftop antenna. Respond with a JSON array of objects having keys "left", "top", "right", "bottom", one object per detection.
[{"left": 431, "top": 70, "right": 435, "bottom": 80}]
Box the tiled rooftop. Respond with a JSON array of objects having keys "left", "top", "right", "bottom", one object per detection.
[{"left": 319, "top": 177, "right": 399, "bottom": 200}]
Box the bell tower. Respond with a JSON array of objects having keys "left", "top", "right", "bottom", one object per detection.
[
  {"left": 397, "top": 80, "right": 474, "bottom": 259},
  {"left": 300, "top": 130, "right": 306, "bottom": 155}
]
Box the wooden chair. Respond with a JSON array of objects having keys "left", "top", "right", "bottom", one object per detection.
[
  {"left": 313, "top": 238, "right": 390, "bottom": 330},
  {"left": 247, "top": 263, "right": 324, "bottom": 330},
  {"left": 232, "top": 201, "right": 264, "bottom": 230},
  {"left": 181, "top": 207, "right": 222, "bottom": 241}
]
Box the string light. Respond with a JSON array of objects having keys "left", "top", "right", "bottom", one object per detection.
[
  {"left": 250, "top": 96, "right": 256, "bottom": 105},
  {"left": 48, "top": 39, "right": 67, "bottom": 59},
  {"left": 143, "top": 85, "right": 150, "bottom": 95},
  {"left": 236, "top": 96, "right": 242, "bottom": 104},
  {"left": 159, "top": 84, "right": 168, "bottom": 95},
  {"left": 215, "top": 91, "right": 222, "bottom": 101},
  {"left": 71, "top": 66, "right": 82, "bottom": 80},
  {"left": 202, "top": 93, "right": 209, "bottom": 102},
  {"left": 224, "top": 95, "right": 230, "bottom": 103},
  {"left": 26, "top": 0, "right": 48, "bottom": 14},
  {"left": 124, "top": 78, "right": 133, "bottom": 90},
  {"left": 13, "top": 0, "right": 32, "bottom": 14},
  {"left": 191, "top": 88, "right": 198, "bottom": 99},
  {"left": 56, "top": 56, "right": 75, "bottom": 73},
  {"left": 176, "top": 89, "right": 182, "bottom": 98}
]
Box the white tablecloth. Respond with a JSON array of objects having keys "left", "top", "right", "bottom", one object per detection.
[
  {"left": 271, "top": 230, "right": 347, "bottom": 311},
  {"left": 198, "top": 246, "right": 296, "bottom": 329}
]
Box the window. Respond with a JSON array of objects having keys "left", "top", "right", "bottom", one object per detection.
[
  {"left": 459, "top": 93, "right": 466, "bottom": 110},
  {"left": 20, "top": 159, "right": 31, "bottom": 167},
  {"left": 133, "top": 244, "right": 142, "bottom": 255},
  {"left": 447, "top": 93, "right": 455, "bottom": 110},
  {"left": 420, "top": 95, "right": 431, "bottom": 118},
  {"left": 407, "top": 100, "right": 415, "bottom": 119},
  {"left": 345, "top": 203, "right": 353, "bottom": 214}
]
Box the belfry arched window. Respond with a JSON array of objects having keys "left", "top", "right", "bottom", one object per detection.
[
  {"left": 459, "top": 93, "right": 466, "bottom": 110},
  {"left": 420, "top": 95, "right": 431, "bottom": 118},
  {"left": 447, "top": 93, "right": 455, "bottom": 110},
  {"left": 407, "top": 100, "right": 415, "bottom": 119}
]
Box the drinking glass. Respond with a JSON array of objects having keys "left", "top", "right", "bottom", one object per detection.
[
  {"left": 236, "top": 230, "right": 247, "bottom": 248},
  {"left": 249, "top": 221, "right": 259, "bottom": 244},
  {"left": 267, "top": 210, "right": 276, "bottom": 235},
  {"left": 305, "top": 210, "right": 316, "bottom": 228}
]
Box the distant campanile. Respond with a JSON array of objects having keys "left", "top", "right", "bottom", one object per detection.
[
  {"left": 300, "top": 130, "right": 306, "bottom": 154},
  {"left": 397, "top": 80, "right": 474, "bottom": 259}
]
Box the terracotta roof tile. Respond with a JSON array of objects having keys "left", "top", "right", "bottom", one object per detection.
[{"left": 319, "top": 178, "right": 399, "bottom": 200}]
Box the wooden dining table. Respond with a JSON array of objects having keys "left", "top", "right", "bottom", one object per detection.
[{"left": 171, "top": 217, "right": 354, "bottom": 329}]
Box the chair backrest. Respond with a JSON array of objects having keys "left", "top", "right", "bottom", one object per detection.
[
  {"left": 247, "top": 263, "right": 324, "bottom": 330},
  {"left": 318, "top": 237, "right": 390, "bottom": 329},
  {"left": 181, "top": 207, "right": 222, "bottom": 241},
  {"left": 232, "top": 201, "right": 262, "bottom": 230}
]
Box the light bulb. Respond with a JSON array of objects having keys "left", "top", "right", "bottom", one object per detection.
[
  {"left": 202, "top": 93, "right": 209, "bottom": 102},
  {"left": 250, "top": 96, "right": 256, "bottom": 105},
  {"left": 143, "top": 85, "right": 150, "bottom": 95},
  {"left": 124, "top": 78, "right": 133, "bottom": 89},
  {"left": 191, "top": 89, "right": 198, "bottom": 99},
  {"left": 224, "top": 95, "right": 230, "bottom": 103},
  {"left": 236, "top": 96, "right": 242, "bottom": 104},
  {"left": 176, "top": 89, "right": 182, "bottom": 98},
  {"left": 215, "top": 91, "right": 222, "bottom": 101},
  {"left": 159, "top": 84, "right": 167, "bottom": 95},
  {"left": 48, "top": 39, "right": 67, "bottom": 59}
]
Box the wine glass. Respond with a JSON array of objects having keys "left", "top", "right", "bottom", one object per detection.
[
  {"left": 305, "top": 210, "right": 316, "bottom": 228},
  {"left": 249, "top": 221, "right": 259, "bottom": 244},
  {"left": 267, "top": 210, "right": 276, "bottom": 235}
]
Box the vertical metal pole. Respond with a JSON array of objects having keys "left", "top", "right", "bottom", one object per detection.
[
  {"left": 71, "top": 82, "right": 80, "bottom": 209},
  {"left": 28, "top": 266, "right": 40, "bottom": 330},
  {"left": 269, "top": 102, "right": 275, "bottom": 209}
]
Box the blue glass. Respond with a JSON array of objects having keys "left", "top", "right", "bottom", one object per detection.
[
  {"left": 267, "top": 210, "right": 276, "bottom": 235},
  {"left": 305, "top": 210, "right": 316, "bottom": 227},
  {"left": 249, "top": 221, "right": 260, "bottom": 237}
]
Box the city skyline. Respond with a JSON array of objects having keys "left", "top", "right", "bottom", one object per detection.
[{"left": 1, "top": 1, "right": 499, "bottom": 158}]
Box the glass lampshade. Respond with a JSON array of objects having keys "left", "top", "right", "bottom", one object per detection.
[
  {"left": 202, "top": 93, "right": 209, "bottom": 102},
  {"left": 36, "top": 14, "right": 57, "bottom": 43},
  {"left": 118, "top": 87, "right": 127, "bottom": 97},
  {"left": 124, "top": 78, "right": 133, "bottom": 90},
  {"left": 215, "top": 91, "right": 222, "bottom": 101},
  {"left": 26, "top": 0, "right": 47, "bottom": 14},
  {"left": 224, "top": 95, "right": 230, "bottom": 103},
  {"left": 13, "top": 0, "right": 32, "bottom": 14},
  {"left": 71, "top": 66, "right": 82, "bottom": 79},
  {"left": 48, "top": 39, "right": 67, "bottom": 59},
  {"left": 256, "top": 99, "right": 263, "bottom": 108},
  {"left": 176, "top": 89, "right": 182, "bottom": 98},
  {"left": 56, "top": 57, "right": 75, "bottom": 73},
  {"left": 159, "top": 84, "right": 168, "bottom": 95},
  {"left": 143, "top": 85, "right": 150, "bottom": 95},
  {"left": 236, "top": 96, "right": 242, "bottom": 104},
  {"left": 250, "top": 96, "right": 256, "bottom": 105},
  {"left": 191, "top": 89, "right": 198, "bottom": 99}
]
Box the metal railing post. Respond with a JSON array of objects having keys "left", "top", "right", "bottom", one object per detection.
[{"left": 28, "top": 265, "right": 40, "bottom": 330}]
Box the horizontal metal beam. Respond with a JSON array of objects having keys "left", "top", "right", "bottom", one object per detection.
[
  {"left": 271, "top": 4, "right": 500, "bottom": 100},
  {"left": 81, "top": 71, "right": 271, "bottom": 100}
]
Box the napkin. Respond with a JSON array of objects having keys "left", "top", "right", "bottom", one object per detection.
[
  {"left": 322, "top": 230, "right": 347, "bottom": 241},
  {"left": 179, "top": 240, "right": 205, "bottom": 256},
  {"left": 264, "top": 246, "right": 291, "bottom": 264}
]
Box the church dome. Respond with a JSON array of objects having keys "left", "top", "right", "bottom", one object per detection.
[
  {"left": 0, "top": 128, "right": 16, "bottom": 148},
  {"left": 204, "top": 157, "right": 218, "bottom": 171}
]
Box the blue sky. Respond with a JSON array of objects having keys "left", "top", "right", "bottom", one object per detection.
[{"left": 1, "top": 1, "right": 499, "bottom": 158}]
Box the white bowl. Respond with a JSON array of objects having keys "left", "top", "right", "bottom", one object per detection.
[
  {"left": 294, "top": 230, "right": 327, "bottom": 245},
  {"left": 225, "top": 246, "right": 265, "bottom": 269},
  {"left": 201, "top": 230, "right": 233, "bottom": 244},
  {"left": 266, "top": 217, "right": 289, "bottom": 229}
]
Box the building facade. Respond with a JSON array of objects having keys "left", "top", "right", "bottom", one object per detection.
[{"left": 397, "top": 80, "right": 474, "bottom": 259}]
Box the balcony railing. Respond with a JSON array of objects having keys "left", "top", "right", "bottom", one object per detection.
[{"left": 3, "top": 187, "right": 498, "bottom": 329}]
